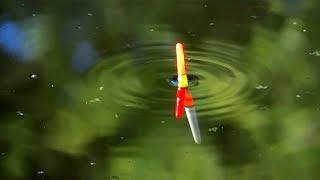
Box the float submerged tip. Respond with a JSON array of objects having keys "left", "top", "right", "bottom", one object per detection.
[{"left": 185, "top": 106, "right": 201, "bottom": 144}]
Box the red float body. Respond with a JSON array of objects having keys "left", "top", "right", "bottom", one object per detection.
[{"left": 175, "top": 88, "right": 186, "bottom": 119}]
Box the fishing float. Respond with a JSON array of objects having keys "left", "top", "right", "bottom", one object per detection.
[{"left": 175, "top": 43, "right": 201, "bottom": 144}]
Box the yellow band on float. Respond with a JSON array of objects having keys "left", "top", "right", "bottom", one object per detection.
[{"left": 178, "top": 74, "right": 188, "bottom": 88}]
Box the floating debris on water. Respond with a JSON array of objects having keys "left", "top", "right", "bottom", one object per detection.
[
  {"left": 107, "top": 176, "right": 120, "bottom": 180},
  {"left": 208, "top": 127, "right": 219, "bottom": 132},
  {"left": 187, "top": 31, "right": 197, "bottom": 37},
  {"left": 309, "top": 50, "right": 320, "bottom": 57},
  {"left": 88, "top": 97, "right": 101, "bottom": 104},
  {"left": 304, "top": 90, "right": 315, "bottom": 95},
  {"left": 37, "top": 170, "right": 45, "bottom": 175},
  {"left": 260, "top": 106, "right": 270, "bottom": 110},
  {"left": 17, "top": 111, "right": 24, "bottom": 116},
  {"left": 255, "top": 85, "right": 268, "bottom": 90},
  {"left": 30, "top": 74, "right": 37, "bottom": 79},
  {"left": 115, "top": 114, "right": 119, "bottom": 119},
  {"left": 126, "top": 43, "right": 132, "bottom": 48}
]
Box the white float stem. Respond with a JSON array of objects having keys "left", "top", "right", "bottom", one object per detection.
[{"left": 184, "top": 106, "right": 201, "bottom": 144}]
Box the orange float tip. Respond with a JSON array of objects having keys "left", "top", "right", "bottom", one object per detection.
[{"left": 176, "top": 43, "right": 184, "bottom": 51}]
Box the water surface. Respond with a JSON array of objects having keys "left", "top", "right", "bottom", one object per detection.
[{"left": 1, "top": 0, "right": 320, "bottom": 179}]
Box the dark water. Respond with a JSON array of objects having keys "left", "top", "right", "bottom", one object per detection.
[{"left": 1, "top": 0, "right": 320, "bottom": 179}]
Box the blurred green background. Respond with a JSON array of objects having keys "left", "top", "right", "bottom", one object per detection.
[{"left": 1, "top": 0, "right": 320, "bottom": 179}]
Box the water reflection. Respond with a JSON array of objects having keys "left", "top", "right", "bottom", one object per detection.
[
  {"left": 0, "top": 17, "right": 50, "bottom": 62},
  {"left": 71, "top": 41, "right": 99, "bottom": 73},
  {"left": 0, "top": 21, "right": 25, "bottom": 60}
]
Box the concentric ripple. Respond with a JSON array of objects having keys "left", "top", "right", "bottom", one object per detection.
[
  {"left": 88, "top": 43, "right": 176, "bottom": 117},
  {"left": 186, "top": 41, "right": 254, "bottom": 119},
  {"left": 88, "top": 40, "right": 257, "bottom": 119}
]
